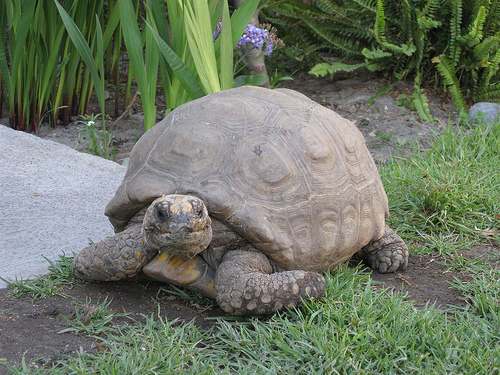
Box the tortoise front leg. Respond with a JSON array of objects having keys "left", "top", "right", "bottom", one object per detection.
[
  {"left": 142, "top": 253, "right": 216, "bottom": 299},
  {"left": 215, "top": 250, "right": 326, "bottom": 315},
  {"left": 73, "top": 225, "right": 157, "bottom": 281}
]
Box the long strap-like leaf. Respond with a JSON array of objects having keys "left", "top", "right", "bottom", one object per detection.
[{"left": 54, "top": 1, "right": 105, "bottom": 112}]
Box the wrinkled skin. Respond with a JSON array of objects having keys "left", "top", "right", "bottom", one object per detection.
[{"left": 73, "top": 195, "right": 408, "bottom": 316}]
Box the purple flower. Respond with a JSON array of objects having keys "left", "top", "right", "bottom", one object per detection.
[
  {"left": 213, "top": 22, "right": 284, "bottom": 56},
  {"left": 213, "top": 21, "right": 222, "bottom": 41}
]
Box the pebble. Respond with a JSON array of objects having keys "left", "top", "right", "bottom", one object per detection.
[{"left": 468, "top": 102, "right": 500, "bottom": 126}]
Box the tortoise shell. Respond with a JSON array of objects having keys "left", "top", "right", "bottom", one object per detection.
[{"left": 105, "top": 86, "right": 389, "bottom": 273}]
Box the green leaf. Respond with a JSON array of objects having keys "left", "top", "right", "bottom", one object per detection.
[
  {"left": 310, "top": 61, "right": 367, "bottom": 77},
  {"left": 54, "top": 1, "right": 104, "bottom": 112},
  {"left": 182, "top": 0, "right": 220, "bottom": 94},
  {"left": 362, "top": 48, "right": 392, "bottom": 59},
  {"left": 374, "top": 0, "right": 416, "bottom": 56},
  {"left": 234, "top": 74, "right": 267, "bottom": 87},
  {"left": 146, "top": 23, "right": 206, "bottom": 100},
  {"left": 309, "top": 63, "right": 333, "bottom": 77},
  {"left": 432, "top": 55, "right": 467, "bottom": 111},
  {"left": 462, "top": 6, "right": 486, "bottom": 47},
  {"left": 411, "top": 86, "right": 434, "bottom": 124},
  {"left": 219, "top": 0, "right": 233, "bottom": 90},
  {"left": 119, "top": 0, "right": 157, "bottom": 130},
  {"left": 229, "top": 0, "right": 260, "bottom": 49}
]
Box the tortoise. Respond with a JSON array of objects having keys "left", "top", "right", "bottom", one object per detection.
[{"left": 73, "top": 86, "right": 408, "bottom": 316}]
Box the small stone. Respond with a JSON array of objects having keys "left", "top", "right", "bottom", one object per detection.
[
  {"left": 468, "top": 102, "right": 500, "bottom": 126},
  {"left": 359, "top": 118, "right": 370, "bottom": 126}
]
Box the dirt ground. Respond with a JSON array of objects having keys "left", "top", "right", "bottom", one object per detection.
[{"left": 1, "top": 70, "right": 499, "bottom": 372}]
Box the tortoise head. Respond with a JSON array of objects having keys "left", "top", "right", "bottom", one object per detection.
[{"left": 142, "top": 194, "right": 212, "bottom": 259}]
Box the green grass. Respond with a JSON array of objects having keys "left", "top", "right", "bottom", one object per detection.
[
  {"left": 58, "top": 297, "right": 130, "bottom": 336},
  {"left": 3, "top": 120, "right": 500, "bottom": 374},
  {"left": 6, "top": 265, "right": 500, "bottom": 374},
  {"left": 380, "top": 120, "right": 500, "bottom": 251},
  {"left": 0, "top": 254, "right": 78, "bottom": 299}
]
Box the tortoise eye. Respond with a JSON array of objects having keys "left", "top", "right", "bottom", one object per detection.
[{"left": 155, "top": 206, "right": 169, "bottom": 222}]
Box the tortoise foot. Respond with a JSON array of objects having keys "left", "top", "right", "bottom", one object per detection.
[
  {"left": 360, "top": 225, "right": 409, "bottom": 273},
  {"left": 215, "top": 250, "right": 326, "bottom": 316}
]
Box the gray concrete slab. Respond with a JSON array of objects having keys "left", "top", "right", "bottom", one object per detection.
[{"left": 0, "top": 124, "right": 126, "bottom": 288}]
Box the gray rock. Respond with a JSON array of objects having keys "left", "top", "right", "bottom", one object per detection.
[
  {"left": 0, "top": 124, "right": 126, "bottom": 288},
  {"left": 468, "top": 102, "right": 500, "bottom": 126}
]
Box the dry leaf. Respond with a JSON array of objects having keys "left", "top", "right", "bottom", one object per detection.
[{"left": 475, "top": 226, "right": 499, "bottom": 236}]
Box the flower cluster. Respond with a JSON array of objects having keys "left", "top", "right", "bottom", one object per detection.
[{"left": 213, "top": 23, "right": 284, "bottom": 56}]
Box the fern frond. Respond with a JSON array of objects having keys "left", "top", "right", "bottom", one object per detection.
[
  {"left": 411, "top": 86, "right": 435, "bottom": 124},
  {"left": 484, "top": 0, "right": 500, "bottom": 36},
  {"left": 367, "top": 81, "right": 399, "bottom": 104},
  {"left": 477, "top": 82, "right": 500, "bottom": 101},
  {"left": 420, "top": 0, "right": 444, "bottom": 20},
  {"left": 314, "top": 0, "right": 349, "bottom": 17},
  {"left": 473, "top": 36, "right": 500, "bottom": 61},
  {"left": 272, "top": 0, "right": 375, "bottom": 56},
  {"left": 309, "top": 63, "right": 332, "bottom": 77},
  {"left": 477, "top": 47, "right": 500, "bottom": 96},
  {"left": 362, "top": 47, "right": 392, "bottom": 59},
  {"left": 374, "top": 0, "right": 389, "bottom": 45},
  {"left": 374, "top": 0, "right": 416, "bottom": 56},
  {"left": 300, "top": 14, "right": 370, "bottom": 56},
  {"left": 350, "top": 0, "right": 378, "bottom": 15},
  {"left": 449, "top": 0, "right": 464, "bottom": 66},
  {"left": 309, "top": 61, "right": 368, "bottom": 77},
  {"left": 461, "top": 5, "right": 486, "bottom": 47},
  {"left": 432, "top": 54, "right": 467, "bottom": 110}
]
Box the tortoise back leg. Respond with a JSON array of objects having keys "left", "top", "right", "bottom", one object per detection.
[
  {"left": 358, "top": 225, "right": 409, "bottom": 273},
  {"left": 215, "top": 249, "right": 326, "bottom": 315},
  {"left": 73, "top": 225, "right": 157, "bottom": 281}
]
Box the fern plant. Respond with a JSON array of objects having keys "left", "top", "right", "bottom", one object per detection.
[
  {"left": 267, "top": 0, "right": 500, "bottom": 117},
  {"left": 262, "top": 0, "right": 379, "bottom": 58},
  {"left": 437, "top": 1, "right": 500, "bottom": 104}
]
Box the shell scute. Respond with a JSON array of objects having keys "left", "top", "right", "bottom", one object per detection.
[{"left": 105, "top": 86, "right": 389, "bottom": 272}]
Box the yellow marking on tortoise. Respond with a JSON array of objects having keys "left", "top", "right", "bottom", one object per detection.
[
  {"left": 170, "top": 202, "right": 192, "bottom": 215},
  {"left": 169, "top": 256, "right": 187, "bottom": 268},
  {"left": 206, "top": 281, "right": 214, "bottom": 299},
  {"left": 136, "top": 251, "right": 142, "bottom": 259},
  {"left": 156, "top": 252, "right": 169, "bottom": 263}
]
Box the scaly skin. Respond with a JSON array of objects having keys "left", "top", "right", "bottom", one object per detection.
[
  {"left": 359, "top": 225, "right": 409, "bottom": 273},
  {"left": 73, "top": 194, "right": 407, "bottom": 316},
  {"left": 73, "top": 225, "right": 157, "bottom": 281},
  {"left": 214, "top": 250, "right": 326, "bottom": 315}
]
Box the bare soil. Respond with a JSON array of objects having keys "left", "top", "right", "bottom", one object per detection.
[{"left": 1, "top": 70, "right": 498, "bottom": 373}]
